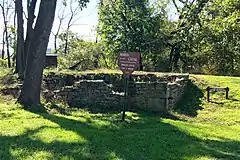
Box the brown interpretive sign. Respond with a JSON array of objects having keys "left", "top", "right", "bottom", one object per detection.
[
  {"left": 118, "top": 52, "right": 140, "bottom": 121},
  {"left": 118, "top": 52, "right": 140, "bottom": 76}
]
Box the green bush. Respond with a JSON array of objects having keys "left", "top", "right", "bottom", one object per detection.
[
  {"left": 58, "top": 40, "right": 103, "bottom": 71},
  {"left": 0, "top": 59, "right": 8, "bottom": 68}
]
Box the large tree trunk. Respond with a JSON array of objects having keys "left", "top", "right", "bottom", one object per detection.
[
  {"left": 15, "top": 0, "right": 25, "bottom": 78},
  {"left": 18, "top": 0, "right": 57, "bottom": 106},
  {"left": 24, "top": 0, "right": 37, "bottom": 62}
]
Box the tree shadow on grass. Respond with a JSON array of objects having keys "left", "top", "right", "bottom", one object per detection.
[
  {"left": 231, "top": 98, "right": 239, "bottom": 102},
  {"left": 209, "top": 100, "right": 225, "bottom": 105},
  {"left": 0, "top": 111, "right": 16, "bottom": 119},
  {"left": 174, "top": 80, "right": 204, "bottom": 117},
  {"left": 206, "top": 94, "right": 239, "bottom": 106},
  {"left": 0, "top": 110, "right": 239, "bottom": 160}
]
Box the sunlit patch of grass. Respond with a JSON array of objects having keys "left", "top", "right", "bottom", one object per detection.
[
  {"left": 29, "top": 127, "right": 87, "bottom": 144},
  {"left": 164, "top": 119, "right": 240, "bottom": 141}
]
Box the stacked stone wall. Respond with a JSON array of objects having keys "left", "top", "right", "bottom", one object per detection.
[{"left": 43, "top": 72, "right": 189, "bottom": 112}]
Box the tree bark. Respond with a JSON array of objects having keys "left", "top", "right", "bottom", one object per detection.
[
  {"left": 1, "top": 3, "right": 11, "bottom": 68},
  {"left": 5, "top": 24, "right": 11, "bottom": 68},
  {"left": 54, "top": 9, "right": 65, "bottom": 54},
  {"left": 54, "top": 35, "right": 57, "bottom": 53},
  {"left": 63, "top": 1, "right": 79, "bottom": 55},
  {"left": 18, "top": 0, "right": 57, "bottom": 106},
  {"left": 64, "top": 34, "right": 69, "bottom": 55},
  {"left": 15, "top": 0, "right": 25, "bottom": 78},
  {"left": 1, "top": 29, "right": 5, "bottom": 59},
  {"left": 24, "top": 0, "right": 37, "bottom": 62},
  {"left": 139, "top": 54, "right": 143, "bottom": 71}
]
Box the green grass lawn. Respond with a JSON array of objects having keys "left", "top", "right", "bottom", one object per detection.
[{"left": 0, "top": 70, "right": 240, "bottom": 160}]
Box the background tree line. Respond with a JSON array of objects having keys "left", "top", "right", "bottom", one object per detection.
[
  {"left": 96, "top": 0, "right": 240, "bottom": 75},
  {"left": 1, "top": 0, "right": 239, "bottom": 75},
  {"left": 56, "top": 0, "right": 240, "bottom": 76}
]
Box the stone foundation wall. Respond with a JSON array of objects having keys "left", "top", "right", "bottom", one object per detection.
[
  {"left": 43, "top": 72, "right": 189, "bottom": 112},
  {"left": 167, "top": 77, "right": 188, "bottom": 109}
]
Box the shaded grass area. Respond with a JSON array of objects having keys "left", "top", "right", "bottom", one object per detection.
[
  {"left": 0, "top": 104, "right": 240, "bottom": 160},
  {"left": 0, "top": 68, "right": 240, "bottom": 159},
  {"left": 174, "top": 80, "right": 204, "bottom": 117}
]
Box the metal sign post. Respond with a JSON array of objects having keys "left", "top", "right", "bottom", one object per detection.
[
  {"left": 118, "top": 52, "right": 140, "bottom": 121},
  {"left": 122, "top": 75, "right": 129, "bottom": 121}
]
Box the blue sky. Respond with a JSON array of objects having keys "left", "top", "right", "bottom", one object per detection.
[
  {"left": 0, "top": 0, "right": 99, "bottom": 51},
  {"left": 48, "top": 0, "right": 99, "bottom": 49},
  {"left": 0, "top": 0, "right": 179, "bottom": 51},
  {"left": 49, "top": 0, "right": 179, "bottom": 48}
]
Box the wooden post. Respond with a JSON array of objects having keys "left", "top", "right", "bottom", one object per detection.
[
  {"left": 226, "top": 87, "right": 229, "bottom": 99},
  {"left": 122, "top": 75, "right": 129, "bottom": 121},
  {"left": 206, "top": 86, "right": 210, "bottom": 102},
  {"left": 166, "top": 87, "right": 169, "bottom": 110}
]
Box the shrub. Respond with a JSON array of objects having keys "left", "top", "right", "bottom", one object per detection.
[{"left": 0, "top": 59, "right": 8, "bottom": 68}]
